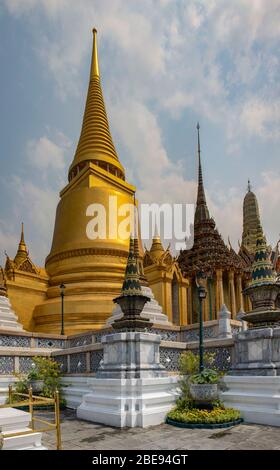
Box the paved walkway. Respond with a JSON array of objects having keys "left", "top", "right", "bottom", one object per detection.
[{"left": 41, "top": 409, "right": 280, "bottom": 450}]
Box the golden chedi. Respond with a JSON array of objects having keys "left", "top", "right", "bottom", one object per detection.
[{"left": 33, "top": 29, "right": 135, "bottom": 334}]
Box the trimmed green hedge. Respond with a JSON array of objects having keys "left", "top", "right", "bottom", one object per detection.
[{"left": 167, "top": 407, "right": 241, "bottom": 425}]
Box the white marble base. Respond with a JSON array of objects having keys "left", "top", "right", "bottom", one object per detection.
[
  {"left": 0, "top": 295, "right": 24, "bottom": 331},
  {"left": 221, "top": 375, "right": 280, "bottom": 427},
  {"left": 107, "top": 286, "right": 172, "bottom": 326},
  {"left": 77, "top": 375, "right": 179, "bottom": 428},
  {"left": 0, "top": 408, "right": 47, "bottom": 450},
  {"left": 61, "top": 376, "right": 97, "bottom": 409},
  {"left": 98, "top": 331, "right": 167, "bottom": 379}
]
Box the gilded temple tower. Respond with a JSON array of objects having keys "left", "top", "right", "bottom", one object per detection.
[{"left": 33, "top": 30, "right": 135, "bottom": 334}]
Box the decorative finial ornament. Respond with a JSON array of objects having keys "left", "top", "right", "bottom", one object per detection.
[
  {"left": 250, "top": 222, "right": 276, "bottom": 287},
  {"left": 242, "top": 220, "right": 280, "bottom": 326},
  {"left": 91, "top": 27, "right": 99, "bottom": 78},
  {"left": 248, "top": 179, "right": 251, "bottom": 192},
  {"left": 113, "top": 236, "right": 150, "bottom": 330},
  {"left": 197, "top": 122, "right": 201, "bottom": 160},
  {"left": 14, "top": 222, "right": 28, "bottom": 266},
  {"left": 120, "top": 237, "right": 142, "bottom": 296}
]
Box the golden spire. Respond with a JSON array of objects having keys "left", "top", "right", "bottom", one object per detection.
[
  {"left": 14, "top": 223, "right": 28, "bottom": 266},
  {"left": 149, "top": 225, "right": 165, "bottom": 261},
  {"left": 91, "top": 28, "right": 99, "bottom": 78},
  {"left": 68, "top": 28, "right": 125, "bottom": 181}
]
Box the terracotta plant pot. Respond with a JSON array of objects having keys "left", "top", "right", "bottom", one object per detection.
[{"left": 189, "top": 383, "right": 218, "bottom": 403}]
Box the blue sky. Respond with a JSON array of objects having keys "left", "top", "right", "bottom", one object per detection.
[{"left": 0, "top": 0, "right": 279, "bottom": 265}]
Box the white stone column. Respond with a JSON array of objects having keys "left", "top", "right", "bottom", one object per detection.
[{"left": 218, "top": 304, "right": 232, "bottom": 339}]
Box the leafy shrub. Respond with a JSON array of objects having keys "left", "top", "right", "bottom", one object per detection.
[
  {"left": 167, "top": 406, "right": 241, "bottom": 424},
  {"left": 190, "top": 368, "right": 220, "bottom": 384},
  {"left": 178, "top": 351, "right": 224, "bottom": 402},
  {"left": 31, "top": 357, "right": 62, "bottom": 397},
  {"left": 179, "top": 351, "right": 215, "bottom": 376},
  {"left": 8, "top": 357, "right": 65, "bottom": 405}
]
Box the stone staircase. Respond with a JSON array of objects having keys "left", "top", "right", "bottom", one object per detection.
[
  {"left": 0, "top": 408, "right": 47, "bottom": 450},
  {"left": 221, "top": 375, "right": 280, "bottom": 427},
  {"left": 0, "top": 296, "right": 24, "bottom": 331},
  {"left": 61, "top": 376, "right": 96, "bottom": 409}
]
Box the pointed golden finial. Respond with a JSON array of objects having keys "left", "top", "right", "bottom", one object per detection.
[
  {"left": 91, "top": 28, "right": 100, "bottom": 78},
  {"left": 20, "top": 222, "right": 25, "bottom": 244},
  {"left": 14, "top": 222, "right": 28, "bottom": 266},
  {"left": 150, "top": 223, "right": 164, "bottom": 260},
  {"left": 18, "top": 223, "right": 27, "bottom": 252}
]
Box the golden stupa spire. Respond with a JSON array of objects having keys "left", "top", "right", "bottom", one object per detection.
[
  {"left": 68, "top": 28, "right": 125, "bottom": 181},
  {"left": 14, "top": 223, "right": 28, "bottom": 266},
  {"left": 91, "top": 28, "right": 99, "bottom": 78},
  {"left": 150, "top": 224, "right": 165, "bottom": 260}
]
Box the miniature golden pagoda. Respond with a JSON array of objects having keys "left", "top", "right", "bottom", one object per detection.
[
  {"left": 143, "top": 228, "right": 188, "bottom": 325},
  {"left": 4, "top": 224, "right": 48, "bottom": 330}
]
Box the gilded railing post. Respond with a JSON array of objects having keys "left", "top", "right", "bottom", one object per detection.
[
  {"left": 8, "top": 384, "right": 12, "bottom": 404},
  {"left": 54, "top": 390, "right": 62, "bottom": 450},
  {"left": 29, "top": 386, "right": 34, "bottom": 430}
]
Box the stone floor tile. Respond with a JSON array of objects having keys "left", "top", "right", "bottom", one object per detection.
[{"left": 41, "top": 410, "right": 280, "bottom": 451}]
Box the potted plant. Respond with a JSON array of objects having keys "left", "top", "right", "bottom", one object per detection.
[
  {"left": 189, "top": 368, "right": 219, "bottom": 403},
  {"left": 28, "top": 363, "right": 44, "bottom": 394},
  {"left": 178, "top": 351, "right": 223, "bottom": 405},
  {"left": 166, "top": 351, "right": 242, "bottom": 429}
]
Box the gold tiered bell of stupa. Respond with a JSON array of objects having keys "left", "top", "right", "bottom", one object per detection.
[{"left": 33, "top": 29, "right": 135, "bottom": 334}]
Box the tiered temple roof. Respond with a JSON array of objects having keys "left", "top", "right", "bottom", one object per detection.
[
  {"left": 178, "top": 124, "right": 246, "bottom": 277},
  {"left": 4, "top": 224, "right": 41, "bottom": 277}
]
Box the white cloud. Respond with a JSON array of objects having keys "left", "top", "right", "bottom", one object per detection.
[
  {"left": 0, "top": 131, "right": 70, "bottom": 265},
  {"left": 8, "top": 175, "right": 59, "bottom": 264},
  {"left": 2, "top": 0, "right": 280, "bottom": 258},
  {"left": 27, "top": 133, "right": 71, "bottom": 171},
  {"left": 0, "top": 222, "right": 19, "bottom": 263},
  {"left": 4, "top": 0, "right": 280, "bottom": 139},
  {"left": 240, "top": 99, "right": 280, "bottom": 140}
]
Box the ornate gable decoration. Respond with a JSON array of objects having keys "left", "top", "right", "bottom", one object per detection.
[{"left": 17, "top": 258, "right": 38, "bottom": 275}]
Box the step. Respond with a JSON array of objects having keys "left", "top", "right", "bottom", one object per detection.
[
  {"left": 0, "top": 408, "right": 31, "bottom": 432},
  {"left": 3, "top": 427, "right": 47, "bottom": 450}
]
